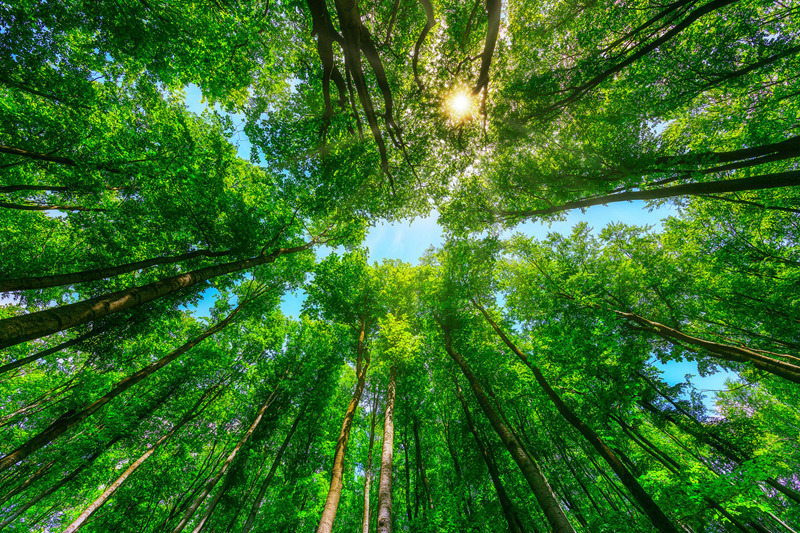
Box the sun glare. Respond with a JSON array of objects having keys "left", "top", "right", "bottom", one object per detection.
[{"left": 447, "top": 91, "right": 474, "bottom": 121}]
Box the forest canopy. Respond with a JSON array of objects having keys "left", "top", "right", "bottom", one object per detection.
[{"left": 1, "top": 0, "right": 799, "bottom": 532}]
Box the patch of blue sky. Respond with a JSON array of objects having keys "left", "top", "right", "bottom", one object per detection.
[{"left": 651, "top": 359, "right": 737, "bottom": 414}]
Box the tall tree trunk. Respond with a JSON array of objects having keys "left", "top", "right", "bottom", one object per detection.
[
  {"left": 0, "top": 325, "right": 108, "bottom": 374},
  {"left": 452, "top": 374, "right": 524, "bottom": 533},
  {"left": 0, "top": 239, "right": 317, "bottom": 349},
  {"left": 376, "top": 365, "right": 397, "bottom": 533},
  {"left": 170, "top": 372, "right": 287, "bottom": 533},
  {"left": 473, "top": 300, "right": 681, "bottom": 533},
  {"left": 0, "top": 429, "right": 132, "bottom": 531},
  {"left": 0, "top": 249, "right": 232, "bottom": 292},
  {"left": 638, "top": 395, "right": 800, "bottom": 505},
  {"left": 412, "top": 416, "right": 434, "bottom": 512},
  {"left": 0, "top": 299, "right": 249, "bottom": 473},
  {"left": 62, "top": 385, "right": 220, "bottom": 533},
  {"left": 361, "top": 389, "right": 380, "bottom": 533},
  {"left": 440, "top": 324, "right": 575, "bottom": 533},
  {"left": 617, "top": 311, "right": 800, "bottom": 383},
  {"left": 242, "top": 398, "right": 310, "bottom": 533},
  {"left": 316, "top": 326, "right": 370, "bottom": 533},
  {"left": 499, "top": 170, "right": 800, "bottom": 222},
  {"left": 402, "top": 430, "right": 413, "bottom": 523}
]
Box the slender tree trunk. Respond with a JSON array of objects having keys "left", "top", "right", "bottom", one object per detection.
[
  {"left": 0, "top": 429, "right": 130, "bottom": 531},
  {"left": 170, "top": 372, "right": 287, "bottom": 533},
  {"left": 0, "top": 300, "right": 248, "bottom": 473},
  {"left": 0, "top": 325, "right": 108, "bottom": 374},
  {"left": 402, "top": 430, "right": 413, "bottom": 523},
  {"left": 499, "top": 170, "right": 800, "bottom": 222},
  {"left": 376, "top": 365, "right": 396, "bottom": 533},
  {"left": 0, "top": 461, "right": 54, "bottom": 506},
  {"left": 473, "top": 300, "right": 681, "bottom": 533},
  {"left": 316, "top": 327, "right": 370, "bottom": 533},
  {"left": 618, "top": 310, "right": 800, "bottom": 383},
  {"left": 242, "top": 399, "right": 310, "bottom": 533},
  {"left": 0, "top": 239, "right": 316, "bottom": 349},
  {"left": 61, "top": 385, "right": 220, "bottom": 533},
  {"left": 0, "top": 249, "right": 232, "bottom": 292},
  {"left": 361, "top": 389, "right": 380, "bottom": 533},
  {"left": 412, "top": 416, "right": 434, "bottom": 512},
  {"left": 440, "top": 325, "right": 575, "bottom": 533},
  {"left": 452, "top": 375, "right": 524, "bottom": 533}
]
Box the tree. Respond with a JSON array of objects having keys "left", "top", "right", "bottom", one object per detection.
[{"left": 2, "top": 0, "right": 799, "bottom": 531}]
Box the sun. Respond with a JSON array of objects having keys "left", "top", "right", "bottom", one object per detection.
[{"left": 447, "top": 91, "right": 475, "bottom": 121}]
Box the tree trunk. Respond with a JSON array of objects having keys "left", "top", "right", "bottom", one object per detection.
[
  {"left": 473, "top": 300, "right": 681, "bottom": 533},
  {"left": 62, "top": 385, "right": 220, "bottom": 533},
  {"left": 440, "top": 325, "right": 575, "bottom": 533},
  {"left": 0, "top": 430, "right": 130, "bottom": 530},
  {"left": 618, "top": 311, "right": 800, "bottom": 383},
  {"left": 361, "top": 389, "right": 380, "bottom": 533},
  {"left": 402, "top": 430, "right": 413, "bottom": 523},
  {"left": 170, "top": 372, "right": 287, "bottom": 533},
  {"left": 0, "top": 325, "right": 109, "bottom": 375},
  {"left": 0, "top": 300, "right": 247, "bottom": 473},
  {"left": 0, "top": 240, "right": 315, "bottom": 349},
  {"left": 376, "top": 365, "right": 397, "bottom": 533},
  {"left": 316, "top": 327, "right": 370, "bottom": 533},
  {"left": 242, "top": 398, "right": 310, "bottom": 533},
  {"left": 536, "top": 0, "right": 739, "bottom": 113},
  {"left": 452, "top": 374, "right": 524, "bottom": 533},
  {"left": 0, "top": 249, "right": 232, "bottom": 292},
  {"left": 499, "top": 170, "right": 800, "bottom": 222},
  {"left": 412, "top": 416, "right": 434, "bottom": 512}
]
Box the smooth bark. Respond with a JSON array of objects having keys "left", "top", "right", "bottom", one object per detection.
[
  {"left": 412, "top": 416, "right": 434, "bottom": 512},
  {"left": 376, "top": 365, "right": 397, "bottom": 533},
  {"left": 170, "top": 373, "right": 287, "bottom": 533},
  {"left": 361, "top": 389, "right": 380, "bottom": 533},
  {"left": 62, "top": 385, "right": 220, "bottom": 533},
  {"left": 453, "top": 375, "right": 525, "bottom": 533},
  {"left": 440, "top": 325, "right": 575, "bottom": 533},
  {"left": 316, "top": 327, "right": 370, "bottom": 533},
  {"left": 498, "top": 170, "right": 800, "bottom": 222},
  {"left": 0, "top": 300, "right": 248, "bottom": 473},
  {"left": 618, "top": 311, "right": 800, "bottom": 383},
  {"left": 0, "top": 241, "right": 315, "bottom": 349},
  {"left": 242, "top": 399, "right": 310, "bottom": 533},
  {"left": 0, "top": 249, "right": 232, "bottom": 292},
  {"left": 473, "top": 300, "right": 681, "bottom": 533}
]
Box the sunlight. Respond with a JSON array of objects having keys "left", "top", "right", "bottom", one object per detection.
[{"left": 447, "top": 91, "right": 475, "bottom": 122}]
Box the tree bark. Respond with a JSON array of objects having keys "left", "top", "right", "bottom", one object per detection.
[
  {"left": 412, "top": 416, "right": 434, "bottom": 512},
  {"left": 376, "top": 365, "right": 397, "bottom": 533},
  {"left": 361, "top": 389, "right": 380, "bottom": 533},
  {"left": 242, "top": 398, "right": 310, "bottom": 533},
  {"left": 170, "top": 372, "right": 287, "bottom": 533},
  {"left": 618, "top": 311, "right": 800, "bottom": 383},
  {"left": 0, "top": 299, "right": 248, "bottom": 473},
  {"left": 0, "top": 240, "right": 315, "bottom": 349},
  {"left": 0, "top": 325, "right": 108, "bottom": 375},
  {"left": 453, "top": 374, "right": 525, "bottom": 533},
  {"left": 0, "top": 249, "right": 232, "bottom": 292},
  {"left": 499, "top": 170, "right": 800, "bottom": 222},
  {"left": 440, "top": 324, "right": 575, "bottom": 533},
  {"left": 316, "top": 327, "right": 370, "bottom": 533},
  {"left": 536, "top": 0, "right": 739, "bottom": 114},
  {"left": 62, "top": 385, "right": 220, "bottom": 533},
  {"left": 473, "top": 300, "right": 681, "bottom": 533}
]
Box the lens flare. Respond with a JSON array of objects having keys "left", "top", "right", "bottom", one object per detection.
[{"left": 447, "top": 91, "right": 474, "bottom": 121}]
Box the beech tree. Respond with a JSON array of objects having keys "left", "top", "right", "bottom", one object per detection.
[{"left": 2, "top": 0, "right": 799, "bottom": 531}]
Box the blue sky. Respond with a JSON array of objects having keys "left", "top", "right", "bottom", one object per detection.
[{"left": 186, "top": 86, "right": 739, "bottom": 411}]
